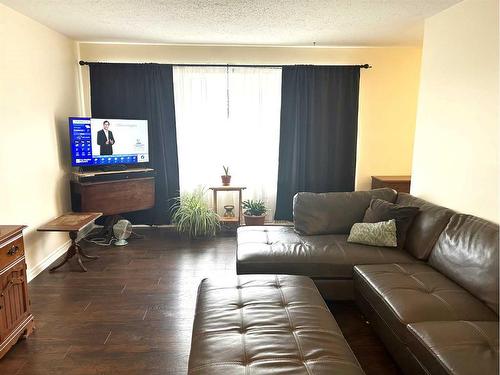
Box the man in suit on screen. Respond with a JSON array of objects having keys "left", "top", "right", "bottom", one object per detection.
[{"left": 97, "top": 120, "right": 115, "bottom": 155}]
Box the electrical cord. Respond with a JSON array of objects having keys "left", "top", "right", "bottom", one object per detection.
[
  {"left": 83, "top": 236, "right": 115, "bottom": 246},
  {"left": 83, "top": 230, "right": 145, "bottom": 247},
  {"left": 129, "top": 230, "right": 145, "bottom": 239}
]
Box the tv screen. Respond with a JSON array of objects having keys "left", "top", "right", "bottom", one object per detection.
[{"left": 69, "top": 117, "right": 149, "bottom": 167}]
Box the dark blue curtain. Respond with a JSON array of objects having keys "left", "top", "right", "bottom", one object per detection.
[
  {"left": 89, "top": 63, "right": 179, "bottom": 224},
  {"left": 275, "top": 66, "right": 360, "bottom": 220}
]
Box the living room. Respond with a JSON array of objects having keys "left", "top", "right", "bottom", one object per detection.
[{"left": 0, "top": 0, "right": 498, "bottom": 374}]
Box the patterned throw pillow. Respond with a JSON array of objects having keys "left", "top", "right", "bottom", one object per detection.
[{"left": 347, "top": 219, "right": 398, "bottom": 247}]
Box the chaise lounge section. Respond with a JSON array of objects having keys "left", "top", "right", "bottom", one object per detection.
[
  {"left": 354, "top": 213, "right": 499, "bottom": 374},
  {"left": 237, "top": 225, "right": 418, "bottom": 300}
]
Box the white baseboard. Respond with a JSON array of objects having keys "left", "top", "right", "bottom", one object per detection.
[
  {"left": 27, "top": 240, "right": 70, "bottom": 282},
  {"left": 27, "top": 224, "right": 96, "bottom": 282}
]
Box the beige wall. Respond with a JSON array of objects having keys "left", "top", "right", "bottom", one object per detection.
[
  {"left": 411, "top": 0, "right": 499, "bottom": 222},
  {"left": 0, "top": 4, "right": 80, "bottom": 279},
  {"left": 78, "top": 43, "right": 422, "bottom": 190}
]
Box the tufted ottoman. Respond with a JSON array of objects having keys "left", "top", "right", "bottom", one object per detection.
[{"left": 187, "top": 274, "right": 365, "bottom": 375}]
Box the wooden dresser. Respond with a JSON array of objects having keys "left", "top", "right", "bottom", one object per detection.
[
  {"left": 371, "top": 175, "right": 411, "bottom": 193},
  {"left": 0, "top": 225, "right": 34, "bottom": 359}
]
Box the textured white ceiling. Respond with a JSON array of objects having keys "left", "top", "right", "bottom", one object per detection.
[{"left": 1, "top": 0, "right": 461, "bottom": 46}]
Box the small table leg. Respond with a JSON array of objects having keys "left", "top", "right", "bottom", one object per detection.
[{"left": 50, "top": 231, "right": 98, "bottom": 273}]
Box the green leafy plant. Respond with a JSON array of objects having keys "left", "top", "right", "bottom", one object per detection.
[
  {"left": 242, "top": 199, "right": 267, "bottom": 216},
  {"left": 222, "top": 165, "right": 230, "bottom": 176},
  {"left": 170, "top": 188, "right": 220, "bottom": 239}
]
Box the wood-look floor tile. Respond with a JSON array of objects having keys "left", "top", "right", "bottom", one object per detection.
[{"left": 0, "top": 229, "right": 400, "bottom": 374}]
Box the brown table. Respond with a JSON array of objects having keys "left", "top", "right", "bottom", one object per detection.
[
  {"left": 38, "top": 212, "right": 102, "bottom": 272},
  {"left": 371, "top": 175, "right": 411, "bottom": 193},
  {"left": 209, "top": 186, "right": 246, "bottom": 225}
]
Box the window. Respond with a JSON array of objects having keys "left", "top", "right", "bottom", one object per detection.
[{"left": 173, "top": 66, "right": 282, "bottom": 219}]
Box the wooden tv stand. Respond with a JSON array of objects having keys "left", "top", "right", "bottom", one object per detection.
[{"left": 70, "top": 169, "right": 155, "bottom": 216}]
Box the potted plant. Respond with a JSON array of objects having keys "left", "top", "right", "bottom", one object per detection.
[
  {"left": 242, "top": 199, "right": 267, "bottom": 226},
  {"left": 170, "top": 187, "right": 220, "bottom": 239},
  {"left": 221, "top": 165, "right": 231, "bottom": 186}
]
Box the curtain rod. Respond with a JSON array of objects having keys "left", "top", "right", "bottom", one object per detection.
[{"left": 78, "top": 61, "right": 372, "bottom": 69}]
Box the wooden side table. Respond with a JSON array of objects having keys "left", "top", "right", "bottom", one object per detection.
[
  {"left": 38, "top": 212, "right": 102, "bottom": 272},
  {"left": 371, "top": 175, "right": 411, "bottom": 193},
  {"left": 209, "top": 186, "right": 246, "bottom": 226}
]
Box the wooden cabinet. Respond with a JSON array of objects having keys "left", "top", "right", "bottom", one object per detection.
[
  {"left": 70, "top": 177, "right": 155, "bottom": 216},
  {"left": 371, "top": 175, "right": 411, "bottom": 193},
  {"left": 0, "top": 226, "right": 34, "bottom": 359}
]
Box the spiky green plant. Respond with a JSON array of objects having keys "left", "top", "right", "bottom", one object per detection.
[
  {"left": 170, "top": 188, "right": 220, "bottom": 239},
  {"left": 222, "top": 165, "right": 230, "bottom": 176},
  {"left": 242, "top": 199, "right": 267, "bottom": 216}
]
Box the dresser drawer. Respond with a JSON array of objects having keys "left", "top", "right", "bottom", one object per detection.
[{"left": 0, "top": 235, "right": 25, "bottom": 270}]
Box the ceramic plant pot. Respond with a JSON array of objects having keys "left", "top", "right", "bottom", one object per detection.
[{"left": 244, "top": 214, "right": 266, "bottom": 226}]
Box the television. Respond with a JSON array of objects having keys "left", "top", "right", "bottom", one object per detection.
[{"left": 69, "top": 117, "right": 149, "bottom": 168}]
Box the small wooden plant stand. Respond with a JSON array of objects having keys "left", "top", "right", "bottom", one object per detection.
[{"left": 209, "top": 186, "right": 246, "bottom": 226}]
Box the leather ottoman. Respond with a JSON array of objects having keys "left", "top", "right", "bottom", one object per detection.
[{"left": 188, "top": 274, "right": 365, "bottom": 375}]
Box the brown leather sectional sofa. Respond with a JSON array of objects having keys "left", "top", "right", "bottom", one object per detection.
[{"left": 234, "top": 189, "right": 499, "bottom": 374}]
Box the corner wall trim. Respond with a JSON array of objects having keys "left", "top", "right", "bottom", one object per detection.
[{"left": 27, "top": 224, "right": 96, "bottom": 282}]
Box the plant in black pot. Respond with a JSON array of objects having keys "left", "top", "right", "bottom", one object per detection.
[
  {"left": 221, "top": 165, "right": 231, "bottom": 186},
  {"left": 242, "top": 199, "right": 267, "bottom": 226}
]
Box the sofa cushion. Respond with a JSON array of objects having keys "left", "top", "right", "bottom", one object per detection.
[
  {"left": 429, "top": 214, "right": 499, "bottom": 314},
  {"left": 293, "top": 188, "right": 397, "bottom": 235},
  {"left": 395, "top": 193, "right": 454, "bottom": 260},
  {"left": 407, "top": 321, "right": 499, "bottom": 375},
  {"left": 188, "top": 274, "right": 365, "bottom": 375},
  {"left": 354, "top": 263, "right": 498, "bottom": 343},
  {"left": 237, "top": 226, "right": 418, "bottom": 279},
  {"left": 348, "top": 220, "right": 398, "bottom": 248},
  {"left": 363, "top": 198, "right": 419, "bottom": 248}
]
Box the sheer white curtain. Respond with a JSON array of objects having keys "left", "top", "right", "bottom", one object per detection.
[{"left": 173, "top": 66, "right": 282, "bottom": 219}]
